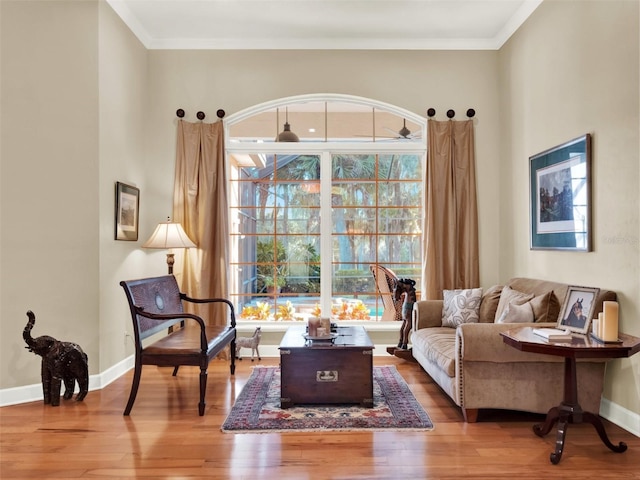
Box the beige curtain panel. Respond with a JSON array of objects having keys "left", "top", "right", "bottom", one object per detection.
[
  {"left": 173, "top": 120, "right": 230, "bottom": 327},
  {"left": 423, "top": 119, "right": 479, "bottom": 300}
]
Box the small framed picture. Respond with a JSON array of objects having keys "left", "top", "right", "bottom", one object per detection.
[
  {"left": 557, "top": 286, "right": 600, "bottom": 334},
  {"left": 115, "top": 182, "right": 140, "bottom": 241}
]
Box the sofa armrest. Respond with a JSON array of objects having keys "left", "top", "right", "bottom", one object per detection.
[
  {"left": 412, "top": 300, "right": 444, "bottom": 331},
  {"left": 456, "top": 322, "right": 559, "bottom": 363}
]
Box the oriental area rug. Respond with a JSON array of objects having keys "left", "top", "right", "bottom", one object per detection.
[{"left": 221, "top": 366, "right": 434, "bottom": 433}]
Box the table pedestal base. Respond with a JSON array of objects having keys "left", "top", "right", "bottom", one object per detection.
[{"left": 533, "top": 358, "right": 627, "bottom": 464}]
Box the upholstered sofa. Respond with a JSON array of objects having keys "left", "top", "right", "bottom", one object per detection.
[{"left": 410, "top": 277, "right": 616, "bottom": 422}]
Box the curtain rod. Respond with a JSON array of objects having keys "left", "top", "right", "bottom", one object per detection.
[
  {"left": 175, "top": 107, "right": 473, "bottom": 120},
  {"left": 427, "top": 108, "right": 475, "bottom": 119},
  {"left": 176, "top": 109, "right": 226, "bottom": 120},
  {"left": 175, "top": 107, "right": 472, "bottom": 120}
]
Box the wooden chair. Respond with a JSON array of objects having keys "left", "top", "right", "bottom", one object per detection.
[
  {"left": 369, "top": 264, "right": 403, "bottom": 321},
  {"left": 120, "top": 275, "right": 236, "bottom": 416}
]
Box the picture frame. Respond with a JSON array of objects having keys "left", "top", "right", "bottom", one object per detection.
[
  {"left": 557, "top": 285, "right": 600, "bottom": 334},
  {"left": 115, "top": 182, "right": 140, "bottom": 241},
  {"left": 529, "top": 133, "right": 592, "bottom": 251}
]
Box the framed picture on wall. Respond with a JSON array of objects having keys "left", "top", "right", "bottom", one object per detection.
[
  {"left": 529, "top": 133, "right": 592, "bottom": 251},
  {"left": 557, "top": 285, "right": 600, "bottom": 334},
  {"left": 115, "top": 182, "right": 139, "bottom": 241}
]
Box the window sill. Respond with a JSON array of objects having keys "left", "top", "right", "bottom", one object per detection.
[
  {"left": 236, "top": 319, "right": 400, "bottom": 332},
  {"left": 235, "top": 320, "right": 402, "bottom": 357}
]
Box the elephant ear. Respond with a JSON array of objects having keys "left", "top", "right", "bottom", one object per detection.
[{"left": 40, "top": 336, "right": 58, "bottom": 351}]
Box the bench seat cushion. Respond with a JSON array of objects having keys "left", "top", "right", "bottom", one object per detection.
[{"left": 144, "top": 325, "right": 235, "bottom": 358}]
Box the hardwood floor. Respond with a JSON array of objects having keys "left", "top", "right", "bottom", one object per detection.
[{"left": 2, "top": 356, "right": 639, "bottom": 479}]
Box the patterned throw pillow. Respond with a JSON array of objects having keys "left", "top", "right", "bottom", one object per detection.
[{"left": 441, "top": 288, "right": 483, "bottom": 328}]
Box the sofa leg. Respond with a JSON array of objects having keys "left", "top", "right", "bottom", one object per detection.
[{"left": 463, "top": 408, "right": 478, "bottom": 423}]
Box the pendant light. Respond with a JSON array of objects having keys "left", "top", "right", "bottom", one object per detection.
[{"left": 277, "top": 107, "right": 299, "bottom": 142}]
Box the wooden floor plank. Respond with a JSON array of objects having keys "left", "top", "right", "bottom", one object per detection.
[{"left": 1, "top": 356, "right": 639, "bottom": 479}]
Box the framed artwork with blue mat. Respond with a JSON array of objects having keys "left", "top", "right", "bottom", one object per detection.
[{"left": 529, "top": 134, "right": 592, "bottom": 251}]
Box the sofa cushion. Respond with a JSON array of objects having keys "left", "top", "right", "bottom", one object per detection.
[
  {"left": 495, "top": 302, "right": 534, "bottom": 323},
  {"left": 411, "top": 327, "right": 457, "bottom": 377},
  {"left": 529, "top": 291, "right": 561, "bottom": 323},
  {"left": 478, "top": 285, "right": 503, "bottom": 323},
  {"left": 494, "top": 286, "right": 534, "bottom": 321},
  {"left": 442, "top": 288, "right": 483, "bottom": 327}
]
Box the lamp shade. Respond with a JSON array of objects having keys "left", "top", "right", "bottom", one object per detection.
[
  {"left": 277, "top": 107, "right": 299, "bottom": 142},
  {"left": 277, "top": 122, "right": 299, "bottom": 142},
  {"left": 142, "top": 220, "right": 196, "bottom": 249}
]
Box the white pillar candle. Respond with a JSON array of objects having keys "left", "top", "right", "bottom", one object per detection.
[
  {"left": 602, "top": 301, "right": 619, "bottom": 342},
  {"left": 597, "top": 312, "right": 604, "bottom": 339},
  {"left": 592, "top": 318, "right": 600, "bottom": 336}
]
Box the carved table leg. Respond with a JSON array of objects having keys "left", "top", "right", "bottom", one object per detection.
[
  {"left": 582, "top": 412, "right": 628, "bottom": 453},
  {"left": 550, "top": 417, "right": 570, "bottom": 464},
  {"left": 535, "top": 357, "right": 628, "bottom": 464},
  {"left": 533, "top": 406, "right": 560, "bottom": 437}
]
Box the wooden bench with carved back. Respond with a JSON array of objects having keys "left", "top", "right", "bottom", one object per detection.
[{"left": 120, "top": 275, "right": 236, "bottom": 416}]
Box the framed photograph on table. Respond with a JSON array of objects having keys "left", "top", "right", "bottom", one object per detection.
[
  {"left": 115, "top": 182, "right": 139, "bottom": 241},
  {"left": 529, "top": 134, "right": 592, "bottom": 251},
  {"left": 557, "top": 285, "right": 600, "bottom": 334}
]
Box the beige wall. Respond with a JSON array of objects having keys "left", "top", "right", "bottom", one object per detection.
[
  {"left": 1, "top": 1, "right": 101, "bottom": 385},
  {"left": 144, "top": 49, "right": 503, "bottom": 289},
  {"left": 97, "top": 1, "right": 150, "bottom": 370},
  {"left": 499, "top": 0, "right": 640, "bottom": 417},
  {"left": 1, "top": 0, "right": 638, "bottom": 431}
]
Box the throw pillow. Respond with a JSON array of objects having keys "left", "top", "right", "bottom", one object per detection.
[
  {"left": 478, "top": 285, "right": 503, "bottom": 323},
  {"left": 529, "top": 291, "right": 561, "bottom": 323},
  {"left": 495, "top": 302, "right": 534, "bottom": 324},
  {"left": 494, "top": 286, "right": 534, "bottom": 322},
  {"left": 442, "top": 288, "right": 483, "bottom": 328}
]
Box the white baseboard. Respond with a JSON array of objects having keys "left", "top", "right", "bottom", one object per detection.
[
  {"left": 600, "top": 397, "right": 640, "bottom": 437},
  {"left": 0, "top": 355, "right": 134, "bottom": 407},
  {"left": 2, "top": 354, "right": 638, "bottom": 438}
]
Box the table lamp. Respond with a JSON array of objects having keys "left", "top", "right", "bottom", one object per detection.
[{"left": 142, "top": 217, "right": 196, "bottom": 274}]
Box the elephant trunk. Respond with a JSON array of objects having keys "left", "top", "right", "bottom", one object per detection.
[{"left": 23, "top": 310, "right": 36, "bottom": 350}]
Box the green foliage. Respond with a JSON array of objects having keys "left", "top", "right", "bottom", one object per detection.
[{"left": 256, "top": 239, "right": 288, "bottom": 291}]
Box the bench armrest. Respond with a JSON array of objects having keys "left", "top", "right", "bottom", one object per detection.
[
  {"left": 180, "top": 295, "right": 237, "bottom": 327},
  {"left": 135, "top": 307, "right": 211, "bottom": 350}
]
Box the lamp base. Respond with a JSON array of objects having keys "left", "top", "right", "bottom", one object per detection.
[{"left": 166, "top": 253, "right": 175, "bottom": 275}]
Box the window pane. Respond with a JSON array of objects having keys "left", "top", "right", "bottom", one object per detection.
[
  {"left": 380, "top": 154, "right": 422, "bottom": 180},
  {"left": 378, "top": 182, "right": 422, "bottom": 206},
  {"left": 378, "top": 207, "right": 421, "bottom": 233},
  {"left": 332, "top": 154, "right": 376, "bottom": 180}
]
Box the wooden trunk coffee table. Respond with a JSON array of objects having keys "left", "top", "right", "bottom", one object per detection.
[{"left": 278, "top": 325, "right": 374, "bottom": 409}]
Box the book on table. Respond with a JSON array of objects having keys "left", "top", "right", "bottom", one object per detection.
[{"left": 532, "top": 328, "right": 573, "bottom": 341}]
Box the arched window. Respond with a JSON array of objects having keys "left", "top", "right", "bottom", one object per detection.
[{"left": 225, "top": 94, "right": 426, "bottom": 322}]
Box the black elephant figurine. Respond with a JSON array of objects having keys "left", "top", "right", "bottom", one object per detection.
[{"left": 23, "top": 310, "right": 89, "bottom": 406}]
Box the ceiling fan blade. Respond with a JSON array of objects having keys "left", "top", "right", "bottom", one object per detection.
[{"left": 354, "top": 133, "right": 396, "bottom": 138}]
